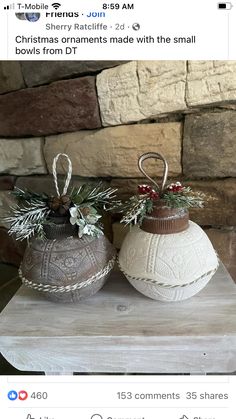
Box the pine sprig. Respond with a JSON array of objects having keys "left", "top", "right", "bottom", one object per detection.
[
  {"left": 11, "top": 187, "right": 49, "bottom": 203},
  {"left": 5, "top": 182, "right": 120, "bottom": 240},
  {"left": 120, "top": 182, "right": 205, "bottom": 226},
  {"left": 71, "top": 182, "right": 119, "bottom": 210},
  {"left": 162, "top": 191, "right": 205, "bottom": 209},
  {"left": 5, "top": 199, "right": 50, "bottom": 241},
  {"left": 121, "top": 196, "right": 153, "bottom": 225},
  {"left": 87, "top": 184, "right": 118, "bottom": 208}
]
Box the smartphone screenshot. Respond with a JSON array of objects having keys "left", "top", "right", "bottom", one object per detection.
[{"left": 0, "top": 1, "right": 236, "bottom": 418}]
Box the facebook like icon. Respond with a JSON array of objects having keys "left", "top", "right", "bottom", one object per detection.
[{"left": 8, "top": 390, "right": 18, "bottom": 401}]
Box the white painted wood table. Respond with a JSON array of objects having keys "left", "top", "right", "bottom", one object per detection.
[{"left": 0, "top": 262, "right": 236, "bottom": 375}]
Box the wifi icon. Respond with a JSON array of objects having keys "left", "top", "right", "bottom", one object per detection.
[{"left": 52, "top": 2, "right": 61, "bottom": 9}]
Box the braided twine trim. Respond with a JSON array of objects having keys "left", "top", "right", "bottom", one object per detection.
[
  {"left": 19, "top": 256, "right": 116, "bottom": 294},
  {"left": 118, "top": 259, "right": 219, "bottom": 289}
]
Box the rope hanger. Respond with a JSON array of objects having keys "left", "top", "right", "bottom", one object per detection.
[{"left": 52, "top": 153, "right": 72, "bottom": 197}]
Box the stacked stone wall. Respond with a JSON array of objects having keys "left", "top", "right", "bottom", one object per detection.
[{"left": 1, "top": 60, "right": 236, "bottom": 281}]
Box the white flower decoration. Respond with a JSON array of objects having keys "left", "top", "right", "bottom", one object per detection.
[{"left": 69, "top": 206, "right": 103, "bottom": 238}]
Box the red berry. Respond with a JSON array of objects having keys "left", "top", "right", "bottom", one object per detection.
[
  {"left": 167, "top": 183, "right": 183, "bottom": 193},
  {"left": 149, "top": 191, "right": 159, "bottom": 200},
  {"left": 138, "top": 184, "right": 151, "bottom": 194},
  {"left": 138, "top": 185, "right": 145, "bottom": 194},
  {"left": 175, "top": 185, "right": 183, "bottom": 192},
  {"left": 144, "top": 185, "right": 151, "bottom": 193}
]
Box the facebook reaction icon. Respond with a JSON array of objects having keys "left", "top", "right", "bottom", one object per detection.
[{"left": 8, "top": 390, "right": 18, "bottom": 401}]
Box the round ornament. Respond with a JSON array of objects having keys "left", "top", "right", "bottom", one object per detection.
[
  {"left": 6, "top": 153, "right": 117, "bottom": 303},
  {"left": 118, "top": 152, "right": 219, "bottom": 302}
]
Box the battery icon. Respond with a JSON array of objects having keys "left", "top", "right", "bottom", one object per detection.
[{"left": 218, "top": 2, "right": 233, "bottom": 9}]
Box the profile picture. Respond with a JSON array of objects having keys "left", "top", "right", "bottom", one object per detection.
[
  {"left": 25, "top": 13, "right": 40, "bottom": 22},
  {"left": 15, "top": 12, "right": 40, "bottom": 22}
]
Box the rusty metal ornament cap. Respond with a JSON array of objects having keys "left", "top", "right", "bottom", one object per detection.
[
  {"left": 138, "top": 152, "right": 189, "bottom": 234},
  {"left": 141, "top": 202, "right": 189, "bottom": 234}
]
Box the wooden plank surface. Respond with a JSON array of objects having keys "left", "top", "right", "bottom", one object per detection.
[{"left": 0, "top": 262, "right": 236, "bottom": 373}]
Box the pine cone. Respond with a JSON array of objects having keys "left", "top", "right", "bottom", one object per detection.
[
  {"left": 48, "top": 195, "right": 71, "bottom": 216},
  {"left": 80, "top": 206, "right": 91, "bottom": 216}
]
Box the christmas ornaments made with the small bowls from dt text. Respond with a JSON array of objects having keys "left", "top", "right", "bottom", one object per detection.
[
  {"left": 118, "top": 152, "right": 219, "bottom": 302},
  {"left": 6, "top": 153, "right": 117, "bottom": 303}
]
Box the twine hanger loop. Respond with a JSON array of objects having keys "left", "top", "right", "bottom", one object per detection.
[{"left": 52, "top": 153, "right": 72, "bottom": 197}]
